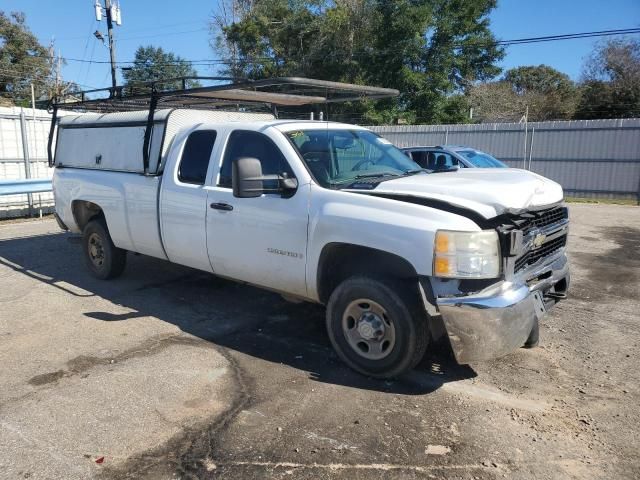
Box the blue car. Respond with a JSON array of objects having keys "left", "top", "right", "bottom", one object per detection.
[{"left": 401, "top": 145, "right": 508, "bottom": 170}]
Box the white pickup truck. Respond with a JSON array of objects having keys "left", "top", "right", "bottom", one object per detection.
[{"left": 50, "top": 81, "right": 569, "bottom": 378}]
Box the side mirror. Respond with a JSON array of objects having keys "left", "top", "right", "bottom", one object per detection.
[
  {"left": 232, "top": 157, "right": 299, "bottom": 198},
  {"left": 278, "top": 174, "right": 298, "bottom": 198},
  {"left": 233, "top": 157, "right": 263, "bottom": 198}
]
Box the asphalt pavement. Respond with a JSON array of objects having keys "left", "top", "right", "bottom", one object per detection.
[{"left": 0, "top": 203, "right": 638, "bottom": 479}]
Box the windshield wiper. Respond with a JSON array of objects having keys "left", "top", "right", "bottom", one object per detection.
[
  {"left": 403, "top": 168, "right": 426, "bottom": 175},
  {"left": 354, "top": 172, "right": 399, "bottom": 179},
  {"left": 328, "top": 172, "right": 400, "bottom": 189},
  {"left": 429, "top": 167, "right": 459, "bottom": 173}
]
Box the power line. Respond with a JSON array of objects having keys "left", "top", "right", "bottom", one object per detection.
[
  {"left": 494, "top": 28, "right": 640, "bottom": 46},
  {"left": 78, "top": 16, "right": 98, "bottom": 88},
  {"left": 50, "top": 27, "right": 639, "bottom": 66},
  {"left": 0, "top": 70, "right": 98, "bottom": 90},
  {"left": 82, "top": 26, "right": 99, "bottom": 87},
  {"left": 37, "top": 20, "right": 206, "bottom": 43},
  {"left": 116, "top": 27, "right": 209, "bottom": 42},
  {"left": 10, "top": 26, "right": 638, "bottom": 90}
]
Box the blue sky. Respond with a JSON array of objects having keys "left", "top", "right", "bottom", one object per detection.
[{"left": 3, "top": 0, "right": 639, "bottom": 91}]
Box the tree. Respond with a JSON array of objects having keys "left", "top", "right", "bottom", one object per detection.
[
  {"left": 467, "top": 81, "right": 525, "bottom": 123},
  {"left": 504, "top": 65, "right": 574, "bottom": 96},
  {"left": 0, "top": 11, "right": 53, "bottom": 106},
  {"left": 575, "top": 38, "right": 640, "bottom": 119},
  {"left": 468, "top": 65, "right": 578, "bottom": 122},
  {"left": 210, "top": 0, "right": 258, "bottom": 80},
  {"left": 122, "top": 46, "right": 201, "bottom": 94},
  {"left": 212, "top": 0, "right": 504, "bottom": 124}
]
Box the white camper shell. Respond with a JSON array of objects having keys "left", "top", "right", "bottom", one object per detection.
[{"left": 54, "top": 109, "right": 275, "bottom": 174}]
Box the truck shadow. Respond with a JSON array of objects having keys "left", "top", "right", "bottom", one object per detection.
[{"left": 0, "top": 229, "right": 476, "bottom": 395}]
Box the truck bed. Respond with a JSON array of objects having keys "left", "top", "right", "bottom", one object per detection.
[{"left": 53, "top": 168, "right": 167, "bottom": 260}]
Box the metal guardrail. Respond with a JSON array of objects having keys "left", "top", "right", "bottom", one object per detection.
[{"left": 0, "top": 179, "right": 52, "bottom": 196}]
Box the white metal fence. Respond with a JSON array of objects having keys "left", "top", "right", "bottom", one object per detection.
[
  {"left": 0, "top": 107, "right": 55, "bottom": 218},
  {"left": 1, "top": 111, "right": 638, "bottom": 219},
  {"left": 369, "top": 118, "right": 640, "bottom": 200}
]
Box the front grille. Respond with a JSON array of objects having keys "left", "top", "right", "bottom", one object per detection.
[
  {"left": 519, "top": 206, "right": 568, "bottom": 235},
  {"left": 514, "top": 234, "right": 567, "bottom": 272}
]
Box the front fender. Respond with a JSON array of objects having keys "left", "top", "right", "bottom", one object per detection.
[{"left": 305, "top": 185, "right": 479, "bottom": 301}]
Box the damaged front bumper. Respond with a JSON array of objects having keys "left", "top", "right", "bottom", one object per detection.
[{"left": 427, "top": 251, "right": 569, "bottom": 364}]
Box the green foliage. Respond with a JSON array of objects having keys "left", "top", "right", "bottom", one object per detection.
[
  {"left": 575, "top": 39, "right": 640, "bottom": 119},
  {"left": 504, "top": 65, "right": 574, "bottom": 97},
  {"left": 0, "top": 11, "right": 52, "bottom": 106},
  {"left": 214, "top": 0, "right": 504, "bottom": 124},
  {"left": 468, "top": 65, "right": 578, "bottom": 122},
  {"left": 123, "top": 46, "right": 201, "bottom": 94}
]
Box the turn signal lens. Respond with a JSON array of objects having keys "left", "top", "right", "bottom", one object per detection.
[
  {"left": 434, "top": 233, "right": 450, "bottom": 254},
  {"left": 434, "top": 257, "right": 452, "bottom": 276},
  {"left": 433, "top": 230, "right": 500, "bottom": 279}
]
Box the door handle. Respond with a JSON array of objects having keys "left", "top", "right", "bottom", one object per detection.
[{"left": 210, "top": 202, "right": 233, "bottom": 211}]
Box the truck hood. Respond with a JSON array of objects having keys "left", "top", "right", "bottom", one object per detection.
[{"left": 357, "top": 168, "right": 564, "bottom": 219}]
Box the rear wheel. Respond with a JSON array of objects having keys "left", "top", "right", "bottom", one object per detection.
[
  {"left": 326, "top": 276, "right": 429, "bottom": 378},
  {"left": 82, "top": 218, "right": 126, "bottom": 280}
]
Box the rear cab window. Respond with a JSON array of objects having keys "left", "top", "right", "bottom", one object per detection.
[{"left": 178, "top": 130, "right": 217, "bottom": 184}]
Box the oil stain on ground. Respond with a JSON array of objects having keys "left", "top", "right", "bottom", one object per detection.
[
  {"left": 27, "top": 334, "right": 212, "bottom": 387},
  {"left": 572, "top": 226, "right": 640, "bottom": 301},
  {"left": 27, "top": 369, "right": 66, "bottom": 386}
]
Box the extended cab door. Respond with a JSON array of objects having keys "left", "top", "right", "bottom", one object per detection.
[
  {"left": 159, "top": 128, "right": 219, "bottom": 272},
  {"left": 205, "top": 129, "right": 309, "bottom": 297}
]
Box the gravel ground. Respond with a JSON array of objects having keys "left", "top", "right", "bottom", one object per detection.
[{"left": 0, "top": 203, "right": 638, "bottom": 480}]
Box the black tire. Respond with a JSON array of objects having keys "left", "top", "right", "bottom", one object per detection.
[
  {"left": 523, "top": 320, "right": 539, "bottom": 348},
  {"left": 82, "top": 218, "right": 127, "bottom": 280},
  {"left": 326, "top": 276, "right": 429, "bottom": 379}
]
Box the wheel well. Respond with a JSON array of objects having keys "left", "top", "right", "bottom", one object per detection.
[
  {"left": 71, "top": 200, "right": 104, "bottom": 232},
  {"left": 317, "top": 243, "right": 418, "bottom": 304}
]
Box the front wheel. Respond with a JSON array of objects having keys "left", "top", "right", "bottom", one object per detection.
[
  {"left": 82, "top": 218, "right": 127, "bottom": 280},
  {"left": 326, "top": 276, "right": 429, "bottom": 378}
]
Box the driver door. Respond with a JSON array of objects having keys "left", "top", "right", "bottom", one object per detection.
[{"left": 205, "top": 129, "right": 309, "bottom": 297}]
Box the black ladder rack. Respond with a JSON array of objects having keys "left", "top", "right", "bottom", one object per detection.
[{"left": 47, "top": 76, "right": 399, "bottom": 172}]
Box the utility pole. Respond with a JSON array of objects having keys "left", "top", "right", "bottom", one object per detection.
[
  {"left": 105, "top": 0, "right": 117, "bottom": 90},
  {"left": 56, "top": 50, "right": 62, "bottom": 95},
  {"left": 95, "top": 0, "right": 122, "bottom": 91},
  {"left": 520, "top": 105, "right": 529, "bottom": 169}
]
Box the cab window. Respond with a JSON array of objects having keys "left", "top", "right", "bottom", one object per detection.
[
  {"left": 218, "top": 130, "right": 294, "bottom": 189},
  {"left": 178, "top": 130, "right": 217, "bottom": 184}
]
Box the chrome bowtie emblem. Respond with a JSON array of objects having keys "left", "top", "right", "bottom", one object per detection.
[{"left": 532, "top": 233, "right": 547, "bottom": 248}]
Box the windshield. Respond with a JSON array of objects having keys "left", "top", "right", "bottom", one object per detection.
[
  {"left": 457, "top": 149, "right": 508, "bottom": 168},
  {"left": 286, "top": 129, "right": 421, "bottom": 188}
]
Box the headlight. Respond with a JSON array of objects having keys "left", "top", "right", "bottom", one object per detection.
[{"left": 433, "top": 230, "right": 501, "bottom": 279}]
